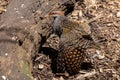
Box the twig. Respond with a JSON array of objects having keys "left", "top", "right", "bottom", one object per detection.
[
  {"left": 76, "top": 70, "right": 96, "bottom": 79},
  {"left": 87, "top": 14, "right": 103, "bottom": 23}
]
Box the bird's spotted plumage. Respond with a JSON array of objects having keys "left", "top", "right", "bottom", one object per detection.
[
  {"left": 56, "top": 46, "right": 86, "bottom": 75},
  {"left": 49, "top": 11, "right": 100, "bottom": 75}
]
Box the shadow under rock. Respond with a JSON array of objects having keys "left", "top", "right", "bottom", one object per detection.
[{"left": 39, "top": 47, "right": 59, "bottom": 73}]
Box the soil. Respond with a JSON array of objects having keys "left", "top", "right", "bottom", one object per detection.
[{"left": 0, "top": 0, "right": 120, "bottom": 80}]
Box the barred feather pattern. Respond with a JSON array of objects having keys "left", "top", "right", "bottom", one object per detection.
[{"left": 53, "top": 14, "right": 92, "bottom": 75}]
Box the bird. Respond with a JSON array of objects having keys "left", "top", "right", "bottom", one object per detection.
[{"left": 48, "top": 11, "right": 100, "bottom": 75}]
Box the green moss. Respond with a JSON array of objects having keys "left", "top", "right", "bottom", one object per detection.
[
  {"left": 20, "top": 60, "right": 33, "bottom": 80},
  {"left": 17, "top": 47, "right": 33, "bottom": 80}
]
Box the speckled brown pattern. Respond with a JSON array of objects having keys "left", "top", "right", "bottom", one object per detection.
[
  {"left": 56, "top": 46, "right": 86, "bottom": 75},
  {"left": 49, "top": 11, "right": 92, "bottom": 75}
]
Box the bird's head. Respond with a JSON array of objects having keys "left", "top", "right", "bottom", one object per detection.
[{"left": 48, "top": 11, "right": 66, "bottom": 37}]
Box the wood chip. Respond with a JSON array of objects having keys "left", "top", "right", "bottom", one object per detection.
[{"left": 76, "top": 70, "right": 96, "bottom": 79}]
